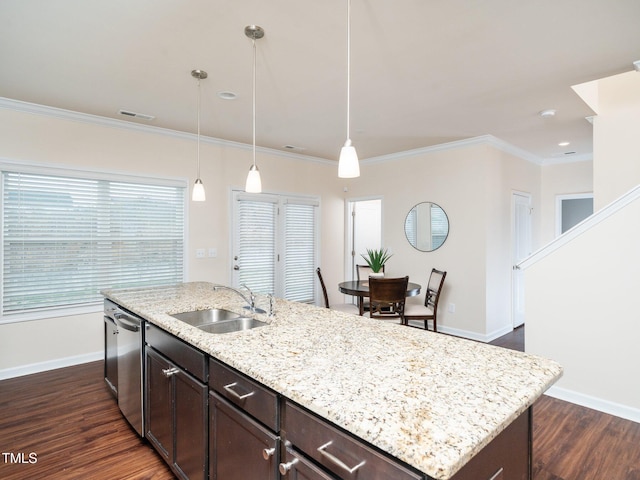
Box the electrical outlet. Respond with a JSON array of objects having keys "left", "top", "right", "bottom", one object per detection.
[
  {"left": 208, "top": 248, "right": 217, "bottom": 258},
  {"left": 196, "top": 248, "right": 205, "bottom": 258},
  {"left": 448, "top": 303, "right": 456, "bottom": 313}
]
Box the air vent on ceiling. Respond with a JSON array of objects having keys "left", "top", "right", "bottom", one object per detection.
[
  {"left": 119, "top": 109, "right": 155, "bottom": 121},
  {"left": 283, "top": 144, "right": 306, "bottom": 151}
]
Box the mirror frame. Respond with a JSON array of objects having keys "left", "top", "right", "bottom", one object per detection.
[{"left": 404, "top": 202, "right": 449, "bottom": 252}]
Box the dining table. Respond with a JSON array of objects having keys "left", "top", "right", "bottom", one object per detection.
[{"left": 338, "top": 279, "right": 422, "bottom": 316}]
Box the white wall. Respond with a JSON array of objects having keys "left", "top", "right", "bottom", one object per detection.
[
  {"left": 0, "top": 105, "right": 346, "bottom": 376},
  {"left": 525, "top": 194, "right": 640, "bottom": 421},
  {"left": 593, "top": 71, "right": 640, "bottom": 209},
  {"left": 540, "top": 160, "right": 593, "bottom": 245},
  {"left": 0, "top": 101, "right": 592, "bottom": 378},
  {"left": 346, "top": 142, "right": 541, "bottom": 340},
  {"left": 524, "top": 70, "right": 640, "bottom": 422}
]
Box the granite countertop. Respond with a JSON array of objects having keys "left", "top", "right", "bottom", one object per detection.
[{"left": 103, "top": 282, "right": 562, "bottom": 480}]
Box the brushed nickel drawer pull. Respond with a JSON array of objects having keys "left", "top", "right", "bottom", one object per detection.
[
  {"left": 488, "top": 467, "right": 504, "bottom": 480},
  {"left": 317, "top": 441, "right": 366, "bottom": 474},
  {"left": 279, "top": 458, "right": 299, "bottom": 475},
  {"left": 262, "top": 447, "right": 276, "bottom": 460},
  {"left": 223, "top": 382, "right": 255, "bottom": 401},
  {"left": 162, "top": 367, "right": 180, "bottom": 378}
]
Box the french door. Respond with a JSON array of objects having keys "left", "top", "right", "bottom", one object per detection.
[{"left": 231, "top": 191, "right": 320, "bottom": 304}]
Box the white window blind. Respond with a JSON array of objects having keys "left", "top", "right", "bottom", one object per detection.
[
  {"left": 236, "top": 196, "right": 276, "bottom": 295},
  {"left": 2, "top": 170, "right": 185, "bottom": 317},
  {"left": 283, "top": 202, "right": 317, "bottom": 303},
  {"left": 232, "top": 191, "right": 319, "bottom": 303}
]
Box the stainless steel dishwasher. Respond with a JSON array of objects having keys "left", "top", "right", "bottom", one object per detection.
[{"left": 105, "top": 299, "right": 145, "bottom": 436}]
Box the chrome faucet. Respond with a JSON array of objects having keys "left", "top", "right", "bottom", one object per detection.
[{"left": 213, "top": 284, "right": 266, "bottom": 314}]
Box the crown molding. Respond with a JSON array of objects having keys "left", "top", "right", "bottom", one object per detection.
[
  {"left": 1, "top": 97, "right": 593, "bottom": 168},
  {"left": 362, "top": 134, "right": 545, "bottom": 166},
  {"left": 0, "top": 97, "right": 333, "bottom": 166}
]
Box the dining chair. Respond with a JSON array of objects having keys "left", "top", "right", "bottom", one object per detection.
[
  {"left": 403, "top": 268, "right": 447, "bottom": 332},
  {"left": 316, "top": 268, "right": 360, "bottom": 315},
  {"left": 368, "top": 276, "right": 409, "bottom": 324},
  {"left": 355, "top": 264, "right": 385, "bottom": 312}
]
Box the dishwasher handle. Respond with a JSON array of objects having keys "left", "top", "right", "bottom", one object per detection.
[{"left": 114, "top": 313, "right": 141, "bottom": 332}]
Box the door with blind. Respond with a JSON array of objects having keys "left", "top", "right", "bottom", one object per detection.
[{"left": 231, "top": 191, "right": 319, "bottom": 304}]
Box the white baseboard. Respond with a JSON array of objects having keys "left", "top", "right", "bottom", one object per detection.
[
  {"left": 0, "top": 351, "right": 103, "bottom": 381},
  {"left": 545, "top": 385, "right": 640, "bottom": 424},
  {"left": 438, "top": 324, "right": 513, "bottom": 343}
]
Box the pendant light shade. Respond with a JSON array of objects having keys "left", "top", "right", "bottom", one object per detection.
[
  {"left": 245, "top": 164, "right": 262, "bottom": 193},
  {"left": 338, "top": 0, "right": 360, "bottom": 178},
  {"left": 191, "top": 69, "right": 207, "bottom": 201},
  {"left": 192, "top": 178, "right": 206, "bottom": 201},
  {"left": 339, "top": 138, "right": 360, "bottom": 178},
  {"left": 245, "top": 25, "right": 264, "bottom": 193}
]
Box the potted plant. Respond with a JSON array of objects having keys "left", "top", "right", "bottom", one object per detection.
[{"left": 361, "top": 248, "right": 393, "bottom": 277}]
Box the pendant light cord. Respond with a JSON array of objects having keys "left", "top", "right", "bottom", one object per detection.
[
  {"left": 196, "top": 77, "right": 201, "bottom": 178},
  {"left": 346, "top": 0, "right": 352, "bottom": 141},
  {"left": 252, "top": 38, "right": 257, "bottom": 167}
]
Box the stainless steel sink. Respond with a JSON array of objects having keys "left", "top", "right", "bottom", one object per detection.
[
  {"left": 171, "top": 308, "right": 240, "bottom": 326},
  {"left": 198, "top": 317, "right": 267, "bottom": 334},
  {"left": 170, "top": 308, "right": 267, "bottom": 334}
]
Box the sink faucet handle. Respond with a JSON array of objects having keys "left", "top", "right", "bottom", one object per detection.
[{"left": 241, "top": 284, "right": 256, "bottom": 312}]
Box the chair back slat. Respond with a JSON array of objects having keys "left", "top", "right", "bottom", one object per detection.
[{"left": 369, "top": 276, "right": 409, "bottom": 320}]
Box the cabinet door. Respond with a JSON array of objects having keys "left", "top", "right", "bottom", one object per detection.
[
  {"left": 104, "top": 316, "right": 118, "bottom": 396},
  {"left": 174, "top": 370, "right": 207, "bottom": 480},
  {"left": 280, "top": 446, "right": 338, "bottom": 480},
  {"left": 210, "top": 392, "right": 279, "bottom": 480},
  {"left": 146, "top": 348, "right": 175, "bottom": 463}
]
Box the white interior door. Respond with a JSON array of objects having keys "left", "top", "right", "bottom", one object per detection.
[
  {"left": 346, "top": 198, "right": 382, "bottom": 281},
  {"left": 512, "top": 192, "right": 532, "bottom": 328}
]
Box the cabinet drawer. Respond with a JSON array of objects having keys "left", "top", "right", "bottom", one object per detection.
[
  {"left": 146, "top": 323, "right": 207, "bottom": 383},
  {"left": 209, "top": 358, "right": 279, "bottom": 431},
  {"left": 282, "top": 401, "right": 421, "bottom": 480}
]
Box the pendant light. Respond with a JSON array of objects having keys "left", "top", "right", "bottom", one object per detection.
[
  {"left": 191, "top": 69, "right": 207, "bottom": 201},
  {"left": 245, "top": 25, "right": 264, "bottom": 193},
  {"left": 338, "top": 0, "right": 360, "bottom": 178}
]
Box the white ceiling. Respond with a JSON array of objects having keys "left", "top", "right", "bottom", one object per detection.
[{"left": 2, "top": 0, "right": 640, "bottom": 163}]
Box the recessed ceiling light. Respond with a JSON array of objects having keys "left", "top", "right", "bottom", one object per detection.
[
  {"left": 539, "top": 109, "right": 556, "bottom": 118},
  {"left": 217, "top": 91, "right": 237, "bottom": 100},
  {"left": 558, "top": 141, "right": 570, "bottom": 147}
]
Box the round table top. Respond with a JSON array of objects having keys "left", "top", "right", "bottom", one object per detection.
[{"left": 338, "top": 280, "right": 422, "bottom": 297}]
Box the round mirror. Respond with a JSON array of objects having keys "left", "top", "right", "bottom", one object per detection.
[{"left": 404, "top": 202, "right": 449, "bottom": 252}]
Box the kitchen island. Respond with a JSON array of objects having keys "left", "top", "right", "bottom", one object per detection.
[{"left": 103, "top": 282, "right": 562, "bottom": 480}]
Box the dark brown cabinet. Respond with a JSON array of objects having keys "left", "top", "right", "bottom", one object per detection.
[
  {"left": 145, "top": 325, "right": 208, "bottom": 480},
  {"left": 210, "top": 392, "right": 279, "bottom": 479},
  {"left": 208, "top": 358, "right": 280, "bottom": 479},
  {"left": 282, "top": 400, "right": 422, "bottom": 480}
]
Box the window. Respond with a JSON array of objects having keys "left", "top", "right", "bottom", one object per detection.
[
  {"left": 232, "top": 191, "right": 319, "bottom": 304},
  {"left": 2, "top": 167, "right": 186, "bottom": 320}
]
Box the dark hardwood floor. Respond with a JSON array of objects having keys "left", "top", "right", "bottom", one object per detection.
[
  {"left": 1, "top": 337, "right": 639, "bottom": 479},
  {"left": 490, "top": 326, "right": 640, "bottom": 479},
  {"left": 0, "top": 362, "right": 173, "bottom": 480}
]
